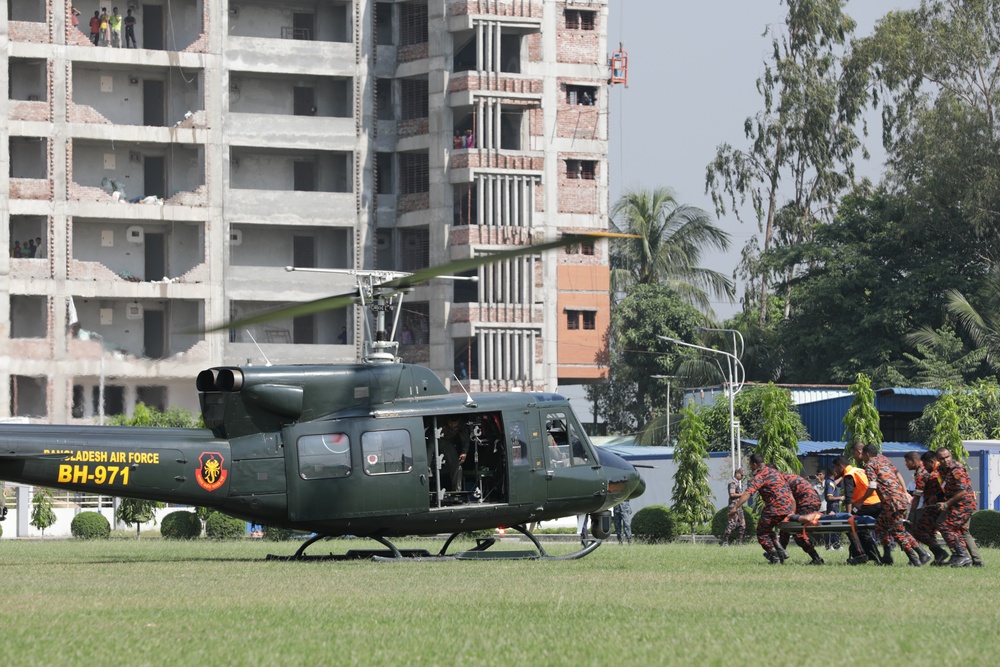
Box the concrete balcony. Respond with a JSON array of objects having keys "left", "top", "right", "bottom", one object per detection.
[
  {"left": 448, "top": 72, "right": 543, "bottom": 106},
  {"left": 225, "top": 113, "right": 355, "bottom": 151},
  {"left": 448, "top": 0, "right": 543, "bottom": 27},
  {"left": 223, "top": 343, "right": 356, "bottom": 366},
  {"left": 226, "top": 266, "right": 358, "bottom": 300},
  {"left": 224, "top": 190, "right": 356, "bottom": 226},
  {"left": 449, "top": 150, "right": 543, "bottom": 182},
  {"left": 225, "top": 37, "right": 356, "bottom": 76},
  {"left": 451, "top": 303, "right": 543, "bottom": 325}
]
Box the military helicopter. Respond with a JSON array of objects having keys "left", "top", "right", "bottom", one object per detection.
[{"left": 0, "top": 233, "right": 644, "bottom": 560}]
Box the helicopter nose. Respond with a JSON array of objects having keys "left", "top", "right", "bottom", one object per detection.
[{"left": 627, "top": 472, "right": 646, "bottom": 500}]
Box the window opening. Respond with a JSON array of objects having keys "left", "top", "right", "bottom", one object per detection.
[
  {"left": 362, "top": 430, "right": 413, "bottom": 475},
  {"left": 399, "top": 2, "right": 428, "bottom": 46},
  {"left": 565, "top": 10, "right": 596, "bottom": 30},
  {"left": 399, "top": 152, "right": 429, "bottom": 194},
  {"left": 298, "top": 433, "right": 352, "bottom": 479},
  {"left": 401, "top": 78, "right": 429, "bottom": 120}
]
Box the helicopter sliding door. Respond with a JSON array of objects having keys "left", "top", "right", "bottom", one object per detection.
[
  {"left": 284, "top": 418, "right": 425, "bottom": 522},
  {"left": 540, "top": 409, "right": 600, "bottom": 505}
]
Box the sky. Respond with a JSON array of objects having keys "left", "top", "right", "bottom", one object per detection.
[
  {"left": 560, "top": 0, "right": 921, "bottom": 418},
  {"left": 605, "top": 0, "right": 922, "bottom": 320}
]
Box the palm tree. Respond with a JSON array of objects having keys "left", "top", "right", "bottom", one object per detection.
[
  {"left": 610, "top": 186, "right": 735, "bottom": 315},
  {"left": 909, "top": 269, "right": 1000, "bottom": 377}
]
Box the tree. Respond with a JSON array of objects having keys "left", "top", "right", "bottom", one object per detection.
[
  {"left": 116, "top": 498, "right": 162, "bottom": 539},
  {"left": 109, "top": 403, "right": 201, "bottom": 537},
  {"left": 751, "top": 384, "right": 802, "bottom": 474},
  {"left": 699, "top": 384, "right": 809, "bottom": 452},
  {"left": 924, "top": 392, "right": 970, "bottom": 464},
  {"left": 842, "top": 372, "right": 882, "bottom": 455},
  {"left": 772, "top": 187, "right": 981, "bottom": 384},
  {"left": 30, "top": 488, "right": 57, "bottom": 535},
  {"left": 671, "top": 405, "right": 715, "bottom": 540},
  {"left": 593, "top": 284, "right": 705, "bottom": 435},
  {"left": 610, "top": 186, "right": 734, "bottom": 314},
  {"left": 854, "top": 1, "right": 1000, "bottom": 257},
  {"left": 707, "top": 0, "right": 867, "bottom": 324},
  {"left": 910, "top": 379, "right": 1000, "bottom": 447}
]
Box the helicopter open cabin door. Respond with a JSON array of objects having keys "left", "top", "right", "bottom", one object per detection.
[
  {"left": 541, "top": 409, "right": 601, "bottom": 504},
  {"left": 284, "top": 418, "right": 425, "bottom": 523}
]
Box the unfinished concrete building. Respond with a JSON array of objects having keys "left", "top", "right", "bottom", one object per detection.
[{"left": 1, "top": 0, "right": 610, "bottom": 423}]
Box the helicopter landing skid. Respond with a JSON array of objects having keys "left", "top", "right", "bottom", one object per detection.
[
  {"left": 265, "top": 533, "right": 434, "bottom": 561},
  {"left": 267, "top": 525, "right": 602, "bottom": 562},
  {"left": 433, "top": 524, "right": 603, "bottom": 561}
]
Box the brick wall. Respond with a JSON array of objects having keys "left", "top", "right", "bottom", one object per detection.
[
  {"left": 450, "top": 225, "right": 533, "bottom": 246},
  {"left": 555, "top": 4, "right": 601, "bottom": 64},
  {"left": 68, "top": 103, "right": 114, "bottom": 124},
  {"left": 9, "top": 100, "right": 52, "bottom": 122},
  {"left": 398, "top": 118, "right": 429, "bottom": 138},
  {"left": 558, "top": 158, "right": 600, "bottom": 214},
  {"left": 448, "top": 72, "right": 542, "bottom": 95},
  {"left": 448, "top": 1, "right": 543, "bottom": 19},
  {"left": 450, "top": 152, "right": 544, "bottom": 171},
  {"left": 181, "top": 2, "right": 210, "bottom": 53},
  {"left": 556, "top": 81, "right": 600, "bottom": 140},
  {"left": 398, "top": 193, "right": 430, "bottom": 212},
  {"left": 10, "top": 179, "right": 53, "bottom": 200},
  {"left": 165, "top": 184, "right": 208, "bottom": 206},
  {"left": 399, "top": 43, "right": 429, "bottom": 62},
  {"left": 9, "top": 20, "right": 51, "bottom": 44},
  {"left": 525, "top": 33, "right": 542, "bottom": 62}
]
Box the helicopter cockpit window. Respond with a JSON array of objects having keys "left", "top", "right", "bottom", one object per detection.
[
  {"left": 362, "top": 429, "right": 413, "bottom": 476},
  {"left": 545, "top": 412, "right": 591, "bottom": 467},
  {"left": 298, "top": 433, "right": 352, "bottom": 480},
  {"left": 509, "top": 420, "right": 529, "bottom": 466}
]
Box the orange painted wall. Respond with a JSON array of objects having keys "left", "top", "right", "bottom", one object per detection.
[{"left": 556, "top": 265, "right": 609, "bottom": 381}]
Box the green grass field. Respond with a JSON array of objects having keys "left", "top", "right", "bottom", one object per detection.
[{"left": 0, "top": 537, "right": 996, "bottom": 666}]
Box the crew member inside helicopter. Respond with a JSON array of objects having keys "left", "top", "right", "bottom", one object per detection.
[{"left": 438, "top": 416, "right": 471, "bottom": 495}]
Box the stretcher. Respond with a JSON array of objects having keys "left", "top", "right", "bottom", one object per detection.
[{"left": 780, "top": 512, "right": 877, "bottom": 557}]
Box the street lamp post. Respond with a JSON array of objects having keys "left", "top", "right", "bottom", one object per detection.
[
  {"left": 657, "top": 334, "right": 745, "bottom": 476},
  {"left": 696, "top": 327, "right": 745, "bottom": 470},
  {"left": 650, "top": 375, "right": 678, "bottom": 446}
]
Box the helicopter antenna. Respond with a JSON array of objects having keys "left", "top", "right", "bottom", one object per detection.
[
  {"left": 452, "top": 374, "right": 477, "bottom": 408},
  {"left": 245, "top": 330, "right": 273, "bottom": 367}
]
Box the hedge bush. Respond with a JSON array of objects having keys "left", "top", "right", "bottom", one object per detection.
[
  {"left": 0, "top": 521, "right": 3, "bottom": 539},
  {"left": 970, "top": 509, "right": 1000, "bottom": 548},
  {"left": 205, "top": 511, "right": 246, "bottom": 540},
  {"left": 709, "top": 506, "right": 756, "bottom": 540},
  {"left": 70, "top": 511, "right": 111, "bottom": 539},
  {"left": 262, "top": 525, "right": 293, "bottom": 541},
  {"left": 160, "top": 511, "right": 203, "bottom": 540},
  {"left": 631, "top": 505, "right": 676, "bottom": 543}
]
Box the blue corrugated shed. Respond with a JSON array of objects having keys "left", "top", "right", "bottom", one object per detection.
[
  {"left": 741, "top": 439, "right": 927, "bottom": 455},
  {"left": 875, "top": 387, "right": 941, "bottom": 413},
  {"left": 797, "top": 396, "right": 854, "bottom": 441}
]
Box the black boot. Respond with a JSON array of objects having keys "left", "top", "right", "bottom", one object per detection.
[
  {"left": 880, "top": 544, "right": 894, "bottom": 566},
  {"left": 929, "top": 544, "right": 950, "bottom": 566},
  {"left": 915, "top": 547, "right": 932, "bottom": 566},
  {"left": 775, "top": 545, "right": 789, "bottom": 562},
  {"left": 905, "top": 547, "right": 926, "bottom": 567},
  {"left": 805, "top": 545, "right": 825, "bottom": 565},
  {"left": 846, "top": 554, "right": 869, "bottom": 565},
  {"left": 763, "top": 550, "right": 782, "bottom": 564},
  {"left": 949, "top": 543, "right": 973, "bottom": 568}
]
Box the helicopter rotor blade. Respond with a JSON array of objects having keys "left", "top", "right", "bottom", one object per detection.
[
  {"left": 203, "top": 232, "right": 636, "bottom": 334},
  {"left": 204, "top": 292, "right": 362, "bottom": 333}
]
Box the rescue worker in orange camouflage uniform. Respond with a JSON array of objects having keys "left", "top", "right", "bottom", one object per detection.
[
  {"left": 858, "top": 444, "right": 930, "bottom": 566},
  {"left": 910, "top": 451, "right": 951, "bottom": 566},
  {"left": 934, "top": 453, "right": 978, "bottom": 567},
  {"left": 729, "top": 453, "right": 794, "bottom": 565},
  {"left": 776, "top": 472, "right": 825, "bottom": 565}
]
